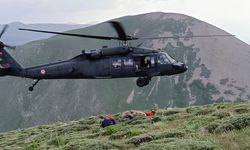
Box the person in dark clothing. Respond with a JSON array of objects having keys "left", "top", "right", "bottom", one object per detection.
[{"left": 100, "top": 115, "right": 116, "bottom": 128}]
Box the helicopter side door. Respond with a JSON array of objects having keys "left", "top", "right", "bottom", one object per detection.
[
  {"left": 121, "top": 57, "right": 135, "bottom": 77},
  {"left": 110, "top": 57, "right": 122, "bottom": 78},
  {"left": 110, "top": 56, "right": 135, "bottom": 78},
  {"left": 95, "top": 57, "right": 111, "bottom": 78},
  {"left": 134, "top": 56, "right": 157, "bottom": 76}
]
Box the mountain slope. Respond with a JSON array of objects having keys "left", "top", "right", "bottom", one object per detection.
[
  {"left": 0, "top": 102, "right": 250, "bottom": 149},
  {"left": 0, "top": 12, "right": 250, "bottom": 132}
]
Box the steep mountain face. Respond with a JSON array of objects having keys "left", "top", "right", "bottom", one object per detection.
[
  {"left": 0, "top": 12, "right": 249, "bottom": 132},
  {"left": 0, "top": 22, "right": 90, "bottom": 45}
]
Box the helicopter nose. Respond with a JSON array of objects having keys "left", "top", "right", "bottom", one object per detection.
[
  {"left": 172, "top": 62, "right": 188, "bottom": 73},
  {"left": 183, "top": 64, "right": 188, "bottom": 72}
]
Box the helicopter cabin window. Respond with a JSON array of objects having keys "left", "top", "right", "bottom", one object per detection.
[
  {"left": 112, "top": 59, "right": 122, "bottom": 69},
  {"left": 157, "top": 54, "right": 169, "bottom": 64},
  {"left": 135, "top": 56, "right": 155, "bottom": 69},
  {"left": 123, "top": 58, "right": 133, "bottom": 67},
  {"left": 138, "top": 56, "right": 150, "bottom": 68},
  {"left": 151, "top": 57, "right": 155, "bottom": 67}
]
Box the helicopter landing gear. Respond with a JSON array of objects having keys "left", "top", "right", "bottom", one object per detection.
[
  {"left": 136, "top": 77, "right": 151, "bottom": 87},
  {"left": 28, "top": 79, "right": 40, "bottom": 91}
]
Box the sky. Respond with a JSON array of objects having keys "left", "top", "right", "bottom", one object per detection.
[{"left": 0, "top": 0, "right": 249, "bottom": 44}]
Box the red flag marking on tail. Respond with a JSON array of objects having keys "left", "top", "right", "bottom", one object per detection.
[{"left": 40, "top": 69, "right": 46, "bottom": 75}]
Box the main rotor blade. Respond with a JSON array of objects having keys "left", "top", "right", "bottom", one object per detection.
[
  {"left": 0, "top": 24, "right": 9, "bottom": 38},
  {"left": 108, "top": 21, "right": 127, "bottom": 40},
  {"left": 19, "top": 28, "right": 120, "bottom": 40},
  {"left": 137, "top": 34, "right": 235, "bottom": 40}
]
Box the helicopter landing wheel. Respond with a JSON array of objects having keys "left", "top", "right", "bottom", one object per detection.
[
  {"left": 136, "top": 78, "right": 145, "bottom": 87},
  {"left": 28, "top": 86, "right": 34, "bottom": 91},
  {"left": 144, "top": 79, "right": 150, "bottom": 86},
  {"left": 136, "top": 77, "right": 150, "bottom": 87},
  {"left": 28, "top": 79, "right": 40, "bottom": 92}
]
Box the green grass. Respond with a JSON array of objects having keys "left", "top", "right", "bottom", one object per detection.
[{"left": 0, "top": 102, "right": 250, "bottom": 150}]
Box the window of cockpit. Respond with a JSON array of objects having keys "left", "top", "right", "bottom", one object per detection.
[
  {"left": 157, "top": 54, "right": 169, "bottom": 64},
  {"left": 112, "top": 59, "right": 122, "bottom": 68},
  {"left": 165, "top": 53, "right": 176, "bottom": 63}
]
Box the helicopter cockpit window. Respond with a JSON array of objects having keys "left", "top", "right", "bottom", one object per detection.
[
  {"left": 164, "top": 53, "right": 176, "bottom": 63},
  {"left": 112, "top": 59, "right": 122, "bottom": 68},
  {"left": 144, "top": 57, "right": 151, "bottom": 68},
  {"left": 123, "top": 58, "right": 133, "bottom": 67},
  {"left": 157, "top": 54, "right": 169, "bottom": 64}
]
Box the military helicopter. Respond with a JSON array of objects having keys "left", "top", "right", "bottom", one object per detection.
[{"left": 0, "top": 22, "right": 233, "bottom": 91}]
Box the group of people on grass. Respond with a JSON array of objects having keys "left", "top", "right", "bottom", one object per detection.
[{"left": 101, "top": 110, "right": 156, "bottom": 128}]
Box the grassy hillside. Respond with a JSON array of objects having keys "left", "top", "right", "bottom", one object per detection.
[{"left": 0, "top": 102, "right": 250, "bottom": 150}]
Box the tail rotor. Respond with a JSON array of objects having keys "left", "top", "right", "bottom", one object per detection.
[
  {"left": 0, "top": 24, "right": 16, "bottom": 50},
  {"left": 0, "top": 24, "right": 21, "bottom": 76}
]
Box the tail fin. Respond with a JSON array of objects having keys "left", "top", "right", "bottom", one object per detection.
[{"left": 0, "top": 48, "right": 23, "bottom": 76}]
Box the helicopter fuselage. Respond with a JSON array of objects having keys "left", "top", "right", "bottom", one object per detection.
[
  {"left": 21, "top": 47, "right": 187, "bottom": 80},
  {"left": 0, "top": 45, "right": 187, "bottom": 90}
]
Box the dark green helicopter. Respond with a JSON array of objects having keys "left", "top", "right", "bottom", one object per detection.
[{"left": 0, "top": 21, "right": 232, "bottom": 91}]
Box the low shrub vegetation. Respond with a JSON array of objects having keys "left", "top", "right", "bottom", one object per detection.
[
  {"left": 163, "top": 110, "right": 181, "bottom": 116},
  {"left": 0, "top": 102, "right": 250, "bottom": 150},
  {"left": 127, "top": 135, "right": 154, "bottom": 146},
  {"left": 234, "top": 108, "right": 249, "bottom": 114},
  {"left": 154, "top": 130, "right": 186, "bottom": 139},
  {"left": 204, "top": 122, "right": 220, "bottom": 133},
  {"left": 47, "top": 137, "right": 68, "bottom": 147},
  {"left": 212, "top": 111, "right": 230, "bottom": 119},
  {"left": 139, "top": 138, "right": 216, "bottom": 150},
  {"left": 214, "top": 114, "right": 250, "bottom": 134}
]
